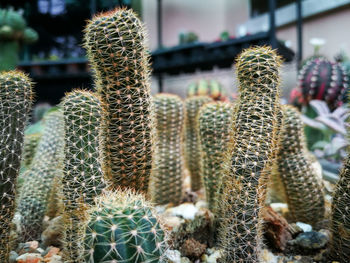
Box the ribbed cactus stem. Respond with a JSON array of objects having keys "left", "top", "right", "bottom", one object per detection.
[
  {"left": 150, "top": 94, "right": 185, "bottom": 205},
  {"left": 83, "top": 190, "right": 167, "bottom": 263},
  {"left": 198, "top": 102, "right": 234, "bottom": 211},
  {"left": 185, "top": 96, "right": 213, "bottom": 191},
  {"left": 0, "top": 71, "right": 33, "bottom": 260},
  {"left": 61, "top": 90, "right": 106, "bottom": 263},
  {"left": 84, "top": 8, "right": 153, "bottom": 193},
  {"left": 219, "top": 46, "right": 281, "bottom": 262}
]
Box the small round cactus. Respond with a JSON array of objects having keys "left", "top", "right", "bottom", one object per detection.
[
  {"left": 83, "top": 190, "right": 167, "bottom": 263},
  {"left": 187, "top": 79, "right": 227, "bottom": 101},
  {"left": 150, "top": 94, "right": 185, "bottom": 205},
  {"left": 0, "top": 71, "right": 33, "bottom": 260},
  {"left": 184, "top": 95, "right": 213, "bottom": 191}
]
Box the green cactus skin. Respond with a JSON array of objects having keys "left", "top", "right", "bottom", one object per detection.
[
  {"left": 0, "top": 71, "right": 33, "bottom": 261},
  {"left": 277, "top": 105, "right": 325, "bottom": 226},
  {"left": 84, "top": 8, "right": 153, "bottom": 193},
  {"left": 330, "top": 154, "right": 350, "bottom": 262},
  {"left": 16, "top": 109, "right": 64, "bottom": 242},
  {"left": 83, "top": 190, "right": 167, "bottom": 263},
  {"left": 61, "top": 90, "right": 107, "bottom": 263},
  {"left": 184, "top": 96, "right": 213, "bottom": 191},
  {"left": 218, "top": 46, "right": 282, "bottom": 263},
  {"left": 150, "top": 94, "right": 185, "bottom": 205},
  {"left": 198, "top": 102, "right": 234, "bottom": 211}
]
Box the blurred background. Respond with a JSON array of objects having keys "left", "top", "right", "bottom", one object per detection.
[{"left": 1, "top": 0, "right": 349, "bottom": 104}]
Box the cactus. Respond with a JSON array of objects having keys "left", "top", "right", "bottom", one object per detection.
[
  {"left": 330, "top": 152, "right": 350, "bottom": 261},
  {"left": 0, "top": 8, "right": 38, "bottom": 71},
  {"left": 84, "top": 8, "right": 153, "bottom": 193},
  {"left": 218, "top": 46, "right": 281, "bottom": 262},
  {"left": 277, "top": 105, "right": 325, "bottom": 226},
  {"left": 185, "top": 96, "right": 213, "bottom": 191},
  {"left": 83, "top": 190, "right": 167, "bottom": 263},
  {"left": 61, "top": 90, "right": 106, "bottom": 262},
  {"left": 0, "top": 71, "right": 33, "bottom": 260},
  {"left": 298, "top": 57, "right": 348, "bottom": 110},
  {"left": 16, "top": 109, "right": 64, "bottom": 242},
  {"left": 150, "top": 94, "right": 185, "bottom": 205},
  {"left": 198, "top": 102, "right": 234, "bottom": 211},
  {"left": 187, "top": 79, "right": 227, "bottom": 101}
]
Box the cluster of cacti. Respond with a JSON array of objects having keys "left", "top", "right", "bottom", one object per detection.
[
  {"left": 185, "top": 96, "right": 213, "bottom": 191},
  {"left": 277, "top": 105, "right": 325, "bottom": 226},
  {"left": 218, "top": 46, "right": 282, "bottom": 262},
  {"left": 84, "top": 8, "right": 153, "bottom": 193},
  {"left": 0, "top": 71, "right": 33, "bottom": 261},
  {"left": 187, "top": 79, "right": 227, "bottom": 101},
  {"left": 16, "top": 109, "right": 64, "bottom": 242},
  {"left": 150, "top": 94, "right": 185, "bottom": 205},
  {"left": 83, "top": 190, "right": 167, "bottom": 263},
  {"left": 298, "top": 57, "right": 348, "bottom": 110},
  {"left": 0, "top": 8, "right": 38, "bottom": 71},
  {"left": 198, "top": 102, "right": 234, "bottom": 211},
  {"left": 61, "top": 90, "right": 106, "bottom": 262}
]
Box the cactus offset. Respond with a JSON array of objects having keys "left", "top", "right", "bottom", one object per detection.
[
  {"left": 83, "top": 190, "right": 167, "bottom": 263},
  {"left": 61, "top": 90, "right": 106, "bottom": 262},
  {"left": 84, "top": 8, "right": 153, "bottom": 193},
  {"left": 0, "top": 71, "right": 33, "bottom": 260},
  {"left": 198, "top": 102, "right": 234, "bottom": 211},
  {"left": 218, "top": 46, "right": 281, "bottom": 262},
  {"left": 185, "top": 96, "right": 213, "bottom": 191},
  {"left": 16, "top": 109, "right": 64, "bottom": 242},
  {"left": 150, "top": 94, "right": 185, "bottom": 205}
]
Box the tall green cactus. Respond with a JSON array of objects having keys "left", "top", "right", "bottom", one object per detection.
[
  {"left": 61, "top": 90, "right": 106, "bottom": 262},
  {"left": 198, "top": 102, "right": 234, "bottom": 211},
  {"left": 150, "top": 94, "right": 185, "bottom": 205},
  {"left": 16, "top": 109, "right": 64, "bottom": 242},
  {"left": 0, "top": 71, "right": 33, "bottom": 260},
  {"left": 218, "top": 46, "right": 281, "bottom": 262},
  {"left": 277, "top": 105, "right": 325, "bottom": 226},
  {"left": 84, "top": 8, "right": 153, "bottom": 193},
  {"left": 83, "top": 190, "right": 167, "bottom": 263},
  {"left": 185, "top": 96, "right": 213, "bottom": 191}
]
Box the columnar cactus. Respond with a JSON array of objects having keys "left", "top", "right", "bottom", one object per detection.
[
  {"left": 298, "top": 57, "right": 348, "bottom": 110},
  {"left": 150, "top": 94, "right": 185, "bottom": 205},
  {"left": 0, "top": 71, "right": 33, "bottom": 260},
  {"left": 16, "top": 109, "right": 64, "bottom": 241},
  {"left": 84, "top": 8, "right": 153, "bottom": 193},
  {"left": 185, "top": 96, "right": 213, "bottom": 191},
  {"left": 83, "top": 190, "right": 167, "bottom": 263},
  {"left": 61, "top": 90, "right": 106, "bottom": 262},
  {"left": 198, "top": 102, "right": 234, "bottom": 211},
  {"left": 218, "top": 46, "right": 281, "bottom": 262}
]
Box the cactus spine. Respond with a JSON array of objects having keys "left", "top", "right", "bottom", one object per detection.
[
  {"left": 17, "top": 109, "right": 64, "bottom": 242},
  {"left": 218, "top": 46, "right": 281, "bottom": 262},
  {"left": 185, "top": 96, "right": 213, "bottom": 191},
  {"left": 277, "top": 105, "right": 325, "bottom": 226},
  {"left": 84, "top": 8, "right": 153, "bottom": 193},
  {"left": 150, "top": 94, "right": 185, "bottom": 205},
  {"left": 61, "top": 90, "right": 106, "bottom": 262},
  {"left": 198, "top": 102, "right": 234, "bottom": 211},
  {"left": 0, "top": 71, "right": 33, "bottom": 260},
  {"left": 83, "top": 190, "right": 167, "bottom": 263}
]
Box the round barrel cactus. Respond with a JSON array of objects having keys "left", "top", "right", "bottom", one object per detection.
[{"left": 187, "top": 79, "right": 227, "bottom": 101}]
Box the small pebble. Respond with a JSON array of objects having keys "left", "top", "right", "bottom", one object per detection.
[
  {"left": 16, "top": 253, "right": 43, "bottom": 263},
  {"left": 165, "top": 249, "right": 181, "bottom": 263},
  {"left": 296, "top": 222, "right": 312, "bottom": 232},
  {"left": 289, "top": 231, "right": 329, "bottom": 249},
  {"left": 9, "top": 251, "right": 18, "bottom": 263}
]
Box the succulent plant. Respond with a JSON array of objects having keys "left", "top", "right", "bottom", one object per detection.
[
  {"left": 16, "top": 109, "right": 64, "bottom": 242},
  {"left": 61, "top": 90, "right": 107, "bottom": 262},
  {"left": 84, "top": 8, "right": 153, "bottom": 193},
  {"left": 0, "top": 71, "right": 33, "bottom": 260},
  {"left": 150, "top": 94, "right": 185, "bottom": 205},
  {"left": 198, "top": 101, "right": 234, "bottom": 211},
  {"left": 83, "top": 190, "right": 167, "bottom": 263},
  {"left": 277, "top": 105, "right": 325, "bottom": 226},
  {"left": 187, "top": 79, "right": 227, "bottom": 101},
  {"left": 184, "top": 96, "right": 213, "bottom": 191},
  {"left": 218, "top": 46, "right": 282, "bottom": 262},
  {"left": 298, "top": 57, "right": 348, "bottom": 110}
]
